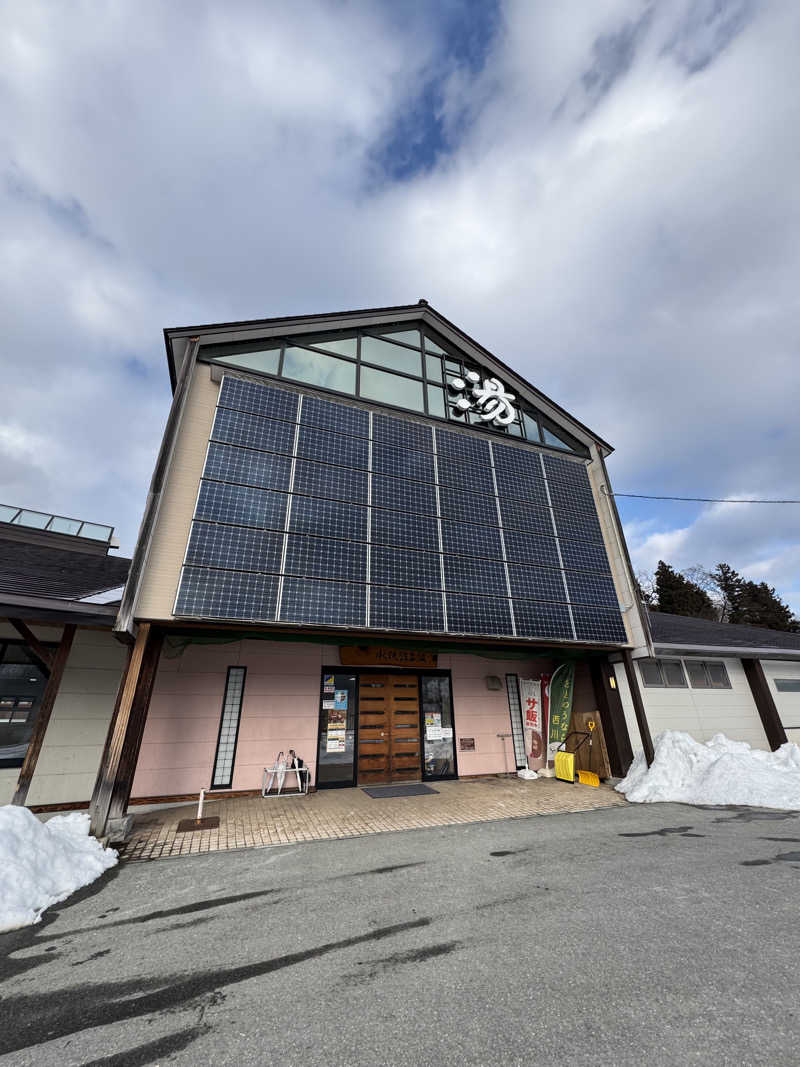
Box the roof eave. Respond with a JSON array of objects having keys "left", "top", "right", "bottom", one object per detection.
[{"left": 654, "top": 641, "right": 800, "bottom": 661}]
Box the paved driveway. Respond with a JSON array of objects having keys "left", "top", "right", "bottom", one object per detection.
[{"left": 2, "top": 802, "right": 799, "bottom": 1065}]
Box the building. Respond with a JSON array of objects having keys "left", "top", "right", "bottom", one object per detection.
[
  {"left": 0, "top": 504, "right": 130, "bottom": 807},
  {"left": 615, "top": 610, "right": 800, "bottom": 753},
  {"left": 88, "top": 301, "right": 655, "bottom": 836}
]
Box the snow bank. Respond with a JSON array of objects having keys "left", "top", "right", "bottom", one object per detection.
[
  {"left": 0, "top": 806, "right": 117, "bottom": 933},
  {"left": 617, "top": 731, "right": 800, "bottom": 810}
]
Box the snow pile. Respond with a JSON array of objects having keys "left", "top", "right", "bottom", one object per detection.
[
  {"left": 617, "top": 731, "right": 800, "bottom": 810},
  {"left": 0, "top": 806, "right": 117, "bottom": 933}
]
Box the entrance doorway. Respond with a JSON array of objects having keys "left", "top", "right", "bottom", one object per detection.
[{"left": 357, "top": 674, "right": 421, "bottom": 784}]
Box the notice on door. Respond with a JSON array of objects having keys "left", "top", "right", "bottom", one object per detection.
[{"left": 425, "top": 711, "right": 443, "bottom": 740}]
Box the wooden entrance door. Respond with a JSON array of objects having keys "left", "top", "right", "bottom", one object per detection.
[{"left": 357, "top": 673, "right": 421, "bottom": 784}]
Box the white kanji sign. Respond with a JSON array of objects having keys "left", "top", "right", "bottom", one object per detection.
[{"left": 449, "top": 371, "right": 517, "bottom": 427}]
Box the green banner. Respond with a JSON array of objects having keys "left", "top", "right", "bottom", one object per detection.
[{"left": 548, "top": 663, "right": 575, "bottom": 753}]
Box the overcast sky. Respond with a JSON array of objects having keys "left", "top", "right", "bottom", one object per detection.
[{"left": 2, "top": 0, "right": 798, "bottom": 613}]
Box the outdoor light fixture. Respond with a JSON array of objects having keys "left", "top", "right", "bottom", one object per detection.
[
  {"left": 609, "top": 676, "right": 617, "bottom": 689},
  {"left": 485, "top": 675, "right": 503, "bottom": 690}
]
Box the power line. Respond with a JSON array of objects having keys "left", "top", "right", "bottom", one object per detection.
[{"left": 602, "top": 489, "right": 800, "bottom": 504}]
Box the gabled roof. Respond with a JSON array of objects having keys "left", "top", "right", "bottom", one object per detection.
[
  {"left": 163, "top": 300, "right": 614, "bottom": 454},
  {"left": 648, "top": 610, "right": 800, "bottom": 658}
]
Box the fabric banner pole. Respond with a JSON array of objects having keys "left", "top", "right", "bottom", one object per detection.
[
  {"left": 547, "top": 663, "right": 575, "bottom": 767},
  {"left": 519, "top": 678, "right": 545, "bottom": 772}
]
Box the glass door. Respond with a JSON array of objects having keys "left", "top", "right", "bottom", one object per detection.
[
  {"left": 420, "top": 674, "right": 457, "bottom": 780},
  {"left": 316, "top": 672, "right": 358, "bottom": 787}
]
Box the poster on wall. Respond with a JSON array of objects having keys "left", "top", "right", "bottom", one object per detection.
[
  {"left": 326, "top": 731, "right": 346, "bottom": 753},
  {"left": 333, "top": 690, "right": 349, "bottom": 711},
  {"left": 547, "top": 663, "right": 575, "bottom": 767},
  {"left": 520, "top": 678, "right": 545, "bottom": 771},
  {"left": 424, "top": 711, "right": 443, "bottom": 740}
]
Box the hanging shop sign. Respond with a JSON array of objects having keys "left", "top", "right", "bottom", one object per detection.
[
  {"left": 449, "top": 371, "right": 517, "bottom": 426},
  {"left": 339, "top": 645, "right": 438, "bottom": 667}
]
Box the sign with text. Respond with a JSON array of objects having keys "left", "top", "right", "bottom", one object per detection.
[{"left": 339, "top": 645, "right": 437, "bottom": 668}]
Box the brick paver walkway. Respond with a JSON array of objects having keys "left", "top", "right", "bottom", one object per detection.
[{"left": 121, "top": 776, "right": 626, "bottom": 861}]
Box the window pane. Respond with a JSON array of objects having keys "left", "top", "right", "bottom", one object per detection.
[
  {"left": 425, "top": 336, "right": 447, "bottom": 355},
  {"left": 360, "top": 366, "right": 425, "bottom": 411},
  {"left": 381, "top": 329, "right": 421, "bottom": 349},
  {"left": 507, "top": 419, "right": 524, "bottom": 438},
  {"left": 79, "top": 523, "right": 113, "bottom": 541},
  {"left": 427, "top": 384, "right": 446, "bottom": 418},
  {"left": 0, "top": 505, "right": 18, "bottom": 523},
  {"left": 445, "top": 358, "right": 462, "bottom": 374},
  {"left": 421, "top": 675, "right": 455, "bottom": 778},
  {"left": 425, "top": 353, "right": 442, "bottom": 381},
  {"left": 214, "top": 349, "right": 281, "bottom": 376},
  {"left": 15, "top": 510, "right": 49, "bottom": 529},
  {"left": 662, "top": 660, "right": 687, "bottom": 687},
  {"left": 638, "top": 660, "right": 663, "bottom": 687},
  {"left": 775, "top": 678, "right": 800, "bottom": 693},
  {"left": 49, "top": 516, "right": 83, "bottom": 535},
  {"left": 316, "top": 672, "right": 358, "bottom": 786},
  {"left": 523, "top": 412, "right": 541, "bottom": 442},
  {"left": 0, "top": 660, "right": 47, "bottom": 768},
  {"left": 706, "top": 661, "right": 730, "bottom": 689},
  {"left": 361, "top": 336, "right": 422, "bottom": 375},
  {"left": 283, "top": 347, "right": 356, "bottom": 393},
  {"left": 307, "top": 336, "right": 357, "bottom": 358},
  {"left": 685, "top": 661, "right": 709, "bottom": 688},
  {"left": 542, "top": 426, "right": 571, "bottom": 450}
]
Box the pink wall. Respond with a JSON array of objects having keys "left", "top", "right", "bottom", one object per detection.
[{"left": 132, "top": 639, "right": 597, "bottom": 798}]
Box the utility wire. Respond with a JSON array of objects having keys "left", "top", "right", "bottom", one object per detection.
[{"left": 601, "top": 488, "right": 800, "bottom": 504}]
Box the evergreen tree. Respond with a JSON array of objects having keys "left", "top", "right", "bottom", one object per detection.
[
  {"left": 710, "top": 563, "right": 798, "bottom": 632},
  {"left": 711, "top": 563, "right": 742, "bottom": 623},
  {"left": 654, "top": 560, "right": 716, "bottom": 619}
]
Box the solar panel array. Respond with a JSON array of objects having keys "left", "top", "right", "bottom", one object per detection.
[{"left": 174, "top": 375, "right": 628, "bottom": 643}]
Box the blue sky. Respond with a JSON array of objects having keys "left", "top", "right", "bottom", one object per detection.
[{"left": 0, "top": 0, "right": 798, "bottom": 614}]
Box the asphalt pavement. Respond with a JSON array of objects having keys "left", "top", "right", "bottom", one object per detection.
[{"left": 1, "top": 800, "right": 799, "bottom": 1066}]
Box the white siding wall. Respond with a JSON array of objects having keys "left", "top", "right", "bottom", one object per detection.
[
  {"left": 613, "top": 656, "right": 769, "bottom": 754},
  {"left": 761, "top": 660, "right": 800, "bottom": 746},
  {"left": 0, "top": 623, "right": 127, "bottom": 806}
]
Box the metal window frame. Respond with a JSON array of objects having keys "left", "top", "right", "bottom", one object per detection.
[
  {"left": 637, "top": 657, "right": 688, "bottom": 688},
  {"left": 210, "top": 666, "right": 247, "bottom": 789}
]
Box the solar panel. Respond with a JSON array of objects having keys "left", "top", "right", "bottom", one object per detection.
[
  {"left": 571, "top": 604, "right": 627, "bottom": 643},
  {"left": 436, "top": 428, "right": 491, "bottom": 468},
  {"left": 218, "top": 376, "right": 299, "bottom": 423},
  {"left": 371, "top": 474, "right": 438, "bottom": 516},
  {"left": 445, "top": 593, "right": 513, "bottom": 636},
  {"left": 300, "top": 393, "right": 369, "bottom": 438},
  {"left": 559, "top": 538, "right": 612, "bottom": 575},
  {"left": 184, "top": 521, "right": 283, "bottom": 573},
  {"left": 370, "top": 544, "right": 442, "bottom": 590},
  {"left": 507, "top": 564, "right": 567, "bottom": 603},
  {"left": 174, "top": 373, "right": 629, "bottom": 644},
  {"left": 175, "top": 567, "right": 278, "bottom": 621},
  {"left": 440, "top": 519, "right": 504, "bottom": 561},
  {"left": 503, "top": 529, "right": 560, "bottom": 569},
  {"left": 195, "top": 480, "right": 288, "bottom": 532},
  {"left": 204, "top": 442, "right": 292, "bottom": 493},
  {"left": 369, "top": 586, "right": 445, "bottom": 631},
  {"left": 438, "top": 486, "right": 500, "bottom": 528},
  {"left": 295, "top": 425, "right": 369, "bottom": 469},
  {"left": 284, "top": 534, "right": 367, "bottom": 582},
  {"left": 512, "top": 599, "right": 574, "bottom": 640},
  {"left": 289, "top": 496, "right": 368, "bottom": 542},
  {"left": 211, "top": 407, "right": 296, "bottom": 456},
  {"left": 372, "top": 413, "right": 432, "bottom": 453},
  {"left": 372, "top": 444, "right": 435, "bottom": 483},
  {"left": 293, "top": 459, "right": 368, "bottom": 505},
  {"left": 279, "top": 577, "right": 366, "bottom": 626},
  {"left": 372, "top": 509, "right": 439, "bottom": 552},
  {"left": 442, "top": 555, "right": 508, "bottom": 596}
]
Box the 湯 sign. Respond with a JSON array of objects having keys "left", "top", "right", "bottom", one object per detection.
[{"left": 449, "top": 371, "right": 517, "bottom": 427}]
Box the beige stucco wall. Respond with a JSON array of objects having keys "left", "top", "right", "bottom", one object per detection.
[
  {"left": 0, "top": 623, "right": 127, "bottom": 806},
  {"left": 134, "top": 364, "right": 219, "bottom": 620}
]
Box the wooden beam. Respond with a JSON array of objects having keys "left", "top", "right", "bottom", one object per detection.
[
  {"left": 621, "top": 650, "right": 655, "bottom": 766},
  {"left": 8, "top": 618, "right": 54, "bottom": 673},
  {"left": 742, "top": 658, "right": 787, "bottom": 751},
  {"left": 589, "top": 658, "right": 634, "bottom": 777},
  {"left": 89, "top": 624, "right": 163, "bottom": 836},
  {"left": 12, "top": 625, "right": 76, "bottom": 806}
]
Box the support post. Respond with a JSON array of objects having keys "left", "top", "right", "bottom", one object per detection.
[
  {"left": 89, "top": 624, "right": 163, "bottom": 837},
  {"left": 589, "top": 657, "right": 634, "bottom": 777},
  {"left": 622, "top": 649, "right": 654, "bottom": 766},
  {"left": 742, "top": 658, "right": 787, "bottom": 751},
  {"left": 12, "top": 624, "right": 76, "bottom": 806},
  {"left": 8, "top": 618, "right": 55, "bottom": 673}
]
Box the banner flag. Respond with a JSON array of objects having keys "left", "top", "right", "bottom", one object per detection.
[
  {"left": 547, "top": 663, "right": 575, "bottom": 766},
  {"left": 520, "top": 678, "right": 544, "bottom": 771}
]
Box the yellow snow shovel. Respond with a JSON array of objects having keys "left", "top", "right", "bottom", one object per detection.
[{"left": 555, "top": 728, "right": 600, "bottom": 787}]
